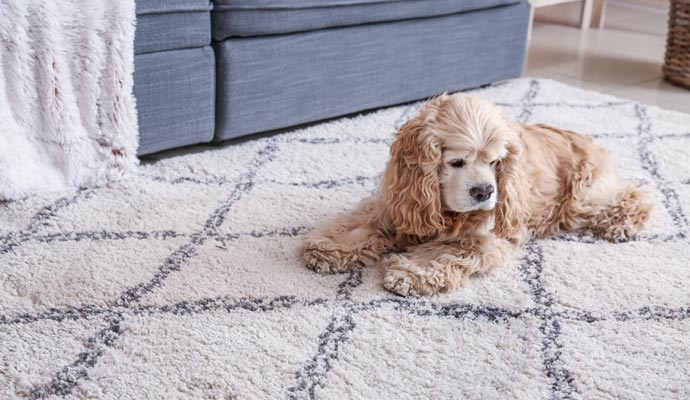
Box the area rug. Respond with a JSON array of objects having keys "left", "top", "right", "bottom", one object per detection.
[{"left": 1, "top": 79, "right": 689, "bottom": 399}]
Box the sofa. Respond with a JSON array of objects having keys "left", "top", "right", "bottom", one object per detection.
[
  {"left": 133, "top": 0, "right": 215, "bottom": 155},
  {"left": 134, "top": 0, "right": 531, "bottom": 155}
]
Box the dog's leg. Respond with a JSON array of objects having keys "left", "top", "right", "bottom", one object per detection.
[
  {"left": 561, "top": 152, "right": 654, "bottom": 242},
  {"left": 303, "top": 199, "right": 394, "bottom": 274},
  {"left": 580, "top": 183, "right": 653, "bottom": 242},
  {"left": 382, "top": 236, "right": 516, "bottom": 297}
]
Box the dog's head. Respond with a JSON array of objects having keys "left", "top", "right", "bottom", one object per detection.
[{"left": 382, "top": 93, "right": 528, "bottom": 238}]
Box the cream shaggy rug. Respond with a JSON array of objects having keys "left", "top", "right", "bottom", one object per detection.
[{"left": 1, "top": 79, "right": 690, "bottom": 400}]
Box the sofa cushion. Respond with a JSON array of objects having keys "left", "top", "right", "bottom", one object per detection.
[
  {"left": 135, "top": 0, "right": 212, "bottom": 54},
  {"left": 134, "top": 47, "right": 215, "bottom": 155},
  {"left": 212, "top": 0, "right": 520, "bottom": 39},
  {"left": 213, "top": 1, "right": 530, "bottom": 140}
]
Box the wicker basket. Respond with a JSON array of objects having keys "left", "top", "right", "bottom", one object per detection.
[{"left": 663, "top": 0, "right": 690, "bottom": 89}]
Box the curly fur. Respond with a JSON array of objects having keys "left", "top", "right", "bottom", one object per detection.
[{"left": 303, "top": 93, "right": 654, "bottom": 296}]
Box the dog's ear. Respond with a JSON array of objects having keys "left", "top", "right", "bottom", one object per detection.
[
  {"left": 382, "top": 113, "right": 444, "bottom": 238},
  {"left": 492, "top": 124, "right": 529, "bottom": 239}
]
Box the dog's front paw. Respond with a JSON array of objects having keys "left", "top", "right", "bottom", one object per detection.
[
  {"left": 382, "top": 254, "right": 436, "bottom": 297},
  {"left": 383, "top": 267, "right": 421, "bottom": 297},
  {"left": 383, "top": 255, "right": 452, "bottom": 297},
  {"left": 303, "top": 247, "right": 341, "bottom": 274},
  {"left": 303, "top": 243, "right": 356, "bottom": 274}
]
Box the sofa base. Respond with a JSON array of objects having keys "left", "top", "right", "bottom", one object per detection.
[
  {"left": 134, "top": 47, "right": 215, "bottom": 155},
  {"left": 214, "top": 1, "right": 530, "bottom": 141}
]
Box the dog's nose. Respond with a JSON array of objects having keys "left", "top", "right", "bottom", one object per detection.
[{"left": 469, "top": 184, "right": 494, "bottom": 202}]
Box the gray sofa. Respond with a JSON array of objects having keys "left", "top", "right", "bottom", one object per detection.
[
  {"left": 134, "top": 0, "right": 530, "bottom": 155},
  {"left": 134, "top": 0, "right": 215, "bottom": 155}
]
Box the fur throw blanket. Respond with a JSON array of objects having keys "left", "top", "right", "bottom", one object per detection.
[{"left": 0, "top": 0, "right": 138, "bottom": 200}]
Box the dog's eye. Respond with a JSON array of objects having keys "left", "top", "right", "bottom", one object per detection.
[
  {"left": 490, "top": 160, "right": 498, "bottom": 166},
  {"left": 449, "top": 159, "right": 465, "bottom": 168}
]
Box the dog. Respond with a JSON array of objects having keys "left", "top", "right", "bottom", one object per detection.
[{"left": 302, "top": 93, "right": 654, "bottom": 297}]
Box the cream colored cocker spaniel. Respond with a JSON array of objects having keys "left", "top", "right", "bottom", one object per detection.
[{"left": 302, "top": 93, "right": 653, "bottom": 297}]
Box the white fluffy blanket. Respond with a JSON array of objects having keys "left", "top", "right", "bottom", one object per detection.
[{"left": 0, "top": 0, "right": 138, "bottom": 200}]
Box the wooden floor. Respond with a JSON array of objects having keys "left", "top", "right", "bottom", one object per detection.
[{"left": 525, "top": 2, "right": 689, "bottom": 113}]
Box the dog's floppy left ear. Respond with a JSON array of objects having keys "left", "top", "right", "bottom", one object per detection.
[
  {"left": 382, "top": 113, "right": 444, "bottom": 238},
  {"left": 493, "top": 124, "right": 529, "bottom": 239}
]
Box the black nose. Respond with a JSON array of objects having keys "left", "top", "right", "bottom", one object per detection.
[{"left": 469, "top": 184, "right": 494, "bottom": 202}]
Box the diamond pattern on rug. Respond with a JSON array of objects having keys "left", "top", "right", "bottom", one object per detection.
[
  {"left": 70, "top": 305, "right": 332, "bottom": 399},
  {"left": 650, "top": 136, "right": 690, "bottom": 182},
  {"left": 596, "top": 136, "right": 654, "bottom": 181},
  {"left": 1, "top": 78, "right": 689, "bottom": 399},
  {"left": 140, "top": 139, "right": 263, "bottom": 183},
  {"left": 0, "top": 318, "right": 108, "bottom": 399},
  {"left": 219, "top": 181, "right": 377, "bottom": 234},
  {"left": 0, "top": 237, "right": 186, "bottom": 315},
  {"left": 646, "top": 107, "right": 690, "bottom": 137},
  {"left": 541, "top": 240, "right": 690, "bottom": 313},
  {"left": 254, "top": 141, "right": 389, "bottom": 185},
  {"left": 316, "top": 306, "right": 549, "bottom": 400},
  {"left": 560, "top": 319, "right": 690, "bottom": 399},
  {"left": 33, "top": 177, "right": 240, "bottom": 234},
  {"left": 527, "top": 104, "right": 640, "bottom": 138},
  {"left": 139, "top": 236, "right": 346, "bottom": 305},
  {"left": 0, "top": 192, "right": 67, "bottom": 235}
]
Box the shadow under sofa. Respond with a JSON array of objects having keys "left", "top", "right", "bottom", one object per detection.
[{"left": 134, "top": 0, "right": 531, "bottom": 155}]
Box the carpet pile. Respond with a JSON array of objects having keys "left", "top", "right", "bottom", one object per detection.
[{"left": 1, "top": 79, "right": 689, "bottom": 399}]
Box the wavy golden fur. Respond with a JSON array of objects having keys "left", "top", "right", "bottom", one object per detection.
[{"left": 303, "top": 93, "right": 654, "bottom": 296}]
